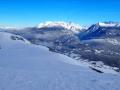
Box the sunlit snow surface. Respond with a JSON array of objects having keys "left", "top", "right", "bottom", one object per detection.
[{"left": 0, "top": 32, "right": 120, "bottom": 90}]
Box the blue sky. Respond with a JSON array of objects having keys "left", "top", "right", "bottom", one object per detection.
[{"left": 0, "top": 0, "right": 120, "bottom": 27}]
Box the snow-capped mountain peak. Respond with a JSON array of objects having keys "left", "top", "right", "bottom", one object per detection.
[{"left": 37, "top": 21, "right": 84, "bottom": 33}]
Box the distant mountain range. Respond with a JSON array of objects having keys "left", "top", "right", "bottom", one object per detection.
[{"left": 0, "top": 21, "right": 120, "bottom": 73}]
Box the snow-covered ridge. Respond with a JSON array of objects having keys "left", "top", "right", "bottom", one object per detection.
[
  {"left": 37, "top": 21, "right": 85, "bottom": 33},
  {"left": 98, "top": 22, "right": 120, "bottom": 27},
  {"left": 0, "top": 32, "right": 30, "bottom": 49},
  {"left": 38, "top": 21, "right": 82, "bottom": 29},
  {"left": 0, "top": 25, "right": 16, "bottom": 30}
]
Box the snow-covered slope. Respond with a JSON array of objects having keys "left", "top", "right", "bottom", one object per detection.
[{"left": 0, "top": 32, "right": 120, "bottom": 90}]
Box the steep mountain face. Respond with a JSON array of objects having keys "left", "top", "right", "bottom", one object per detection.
[
  {"left": 78, "top": 22, "right": 120, "bottom": 70},
  {"left": 79, "top": 22, "right": 120, "bottom": 40},
  {"left": 2, "top": 21, "right": 120, "bottom": 73}
]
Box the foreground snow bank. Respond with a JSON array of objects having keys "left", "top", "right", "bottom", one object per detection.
[{"left": 0, "top": 32, "right": 120, "bottom": 90}]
